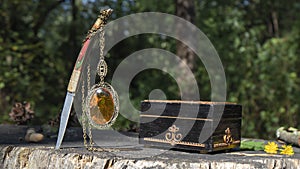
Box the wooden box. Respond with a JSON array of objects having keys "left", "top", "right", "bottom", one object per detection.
[{"left": 139, "top": 100, "right": 242, "bottom": 153}]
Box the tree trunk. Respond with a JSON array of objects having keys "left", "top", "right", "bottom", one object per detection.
[
  {"left": 176, "top": 0, "right": 195, "bottom": 70},
  {"left": 69, "top": 0, "right": 78, "bottom": 60},
  {"left": 175, "top": 0, "right": 197, "bottom": 99}
]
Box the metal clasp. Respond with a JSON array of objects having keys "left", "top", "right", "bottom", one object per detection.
[{"left": 223, "top": 127, "right": 233, "bottom": 145}]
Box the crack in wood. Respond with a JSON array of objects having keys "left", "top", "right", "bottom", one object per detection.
[{"left": 2, "top": 146, "right": 13, "bottom": 163}]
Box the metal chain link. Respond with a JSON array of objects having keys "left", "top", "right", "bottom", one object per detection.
[
  {"left": 86, "top": 64, "right": 94, "bottom": 150},
  {"left": 99, "top": 27, "right": 105, "bottom": 60},
  {"left": 82, "top": 30, "right": 107, "bottom": 152},
  {"left": 87, "top": 64, "right": 91, "bottom": 90},
  {"left": 81, "top": 80, "right": 88, "bottom": 148},
  {"left": 97, "top": 28, "right": 106, "bottom": 85}
]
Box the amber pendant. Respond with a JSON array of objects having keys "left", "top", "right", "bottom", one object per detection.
[{"left": 85, "top": 83, "right": 119, "bottom": 129}]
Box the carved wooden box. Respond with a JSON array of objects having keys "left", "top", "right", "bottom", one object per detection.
[{"left": 139, "top": 100, "right": 242, "bottom": 153}]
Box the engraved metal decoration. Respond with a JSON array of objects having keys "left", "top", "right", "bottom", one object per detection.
[
  {"left": 97, "top": 60, "right": 108, "bottom": 77},
  {"left": 85, "top": 82, "right": 119, "bottom": 129},
  {"left": 213, "top": 127, "right": 240, "bottom": 148},
  {"left": 144, "top": 137, "right": 205, "bottom": 147},
  {"left": 223, "top": 127, "right": 233, "bottom": 145},
  {"left": 213, "top": 127, "right": 241, "bottom": 148},
  {"left": 165, "top": 125, "right": 183, "bottom": 145},
  {"left": 83, "top": 16, "right": 119, "bottom": 131}
]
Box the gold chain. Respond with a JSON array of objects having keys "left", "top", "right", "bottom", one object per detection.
[
  {"left": 82, "top": 65, "right": 105, "bottom": 152},
  {"left": 87, "top": 64, "right": 91, "bottom": 90},
  {"left": 81, "top": 80, "right": 88, "bottom": 148},
  {"left": 97, "top": 28, "right": 106, "bottom": 85},
  {"left": 86, "top": 64, "right": 95, "bottom": 150},
  {"left": 82, "top": 30, "right": 107, "bottom": 152},
  {"left": 99, "top": 27, "right": 105, "bottom": 61}
]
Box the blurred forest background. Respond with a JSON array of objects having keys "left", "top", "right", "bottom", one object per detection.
[{"left": 1, "top": 0, "right": 300, "bottom": 139}]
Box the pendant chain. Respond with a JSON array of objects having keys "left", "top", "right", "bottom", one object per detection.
[
  {"left": 99, "top": 27, "right": 105, "bottom": 61},
  {"left": 80, "top": 9, "right": 117, "bottom": 152},
  {"left": 86, "top": 64, "right": 95, "bottom": 150},
  {"left": 97, "top": 28, "right": 106, "bottom": 85},
  {"left": 81, "top": 80, "right": 88, "bottom": 148},
  {"left": 81, "top": 28, "right": 106, "bottom": 152},
  {"left": 82, "top": 66, "right": 105, "bottom": 152}
]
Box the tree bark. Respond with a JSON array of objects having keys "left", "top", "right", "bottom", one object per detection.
[
  {"left": 175, "top": 0, "right": 196, "bottom": 70},
  {"left": 69, "top": 0, "right": 78, "bottom": 60},
  {"left": 175, "top": 0, "right": 197, "bottom": 99}
]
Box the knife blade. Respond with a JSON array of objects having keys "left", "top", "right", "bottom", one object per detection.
[{"left": 55, "top": 9, "right": 113, "bottom": 149}]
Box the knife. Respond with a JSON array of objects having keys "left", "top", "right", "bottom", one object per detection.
[{"left": 55, "top": 9, "right": 113, "bottom": 149}]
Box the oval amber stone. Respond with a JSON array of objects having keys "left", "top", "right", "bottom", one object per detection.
[{"left": 89, "top": 88, "right": 115, "bottom": 125}]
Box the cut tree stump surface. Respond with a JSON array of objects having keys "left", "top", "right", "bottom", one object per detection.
[{"left": 0, "top": 125, "right": 300, "bottom": 169}]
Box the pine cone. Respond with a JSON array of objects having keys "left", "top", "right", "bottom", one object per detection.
[{"left": 9, "top": 102, "right": 34, "bottom": 125}]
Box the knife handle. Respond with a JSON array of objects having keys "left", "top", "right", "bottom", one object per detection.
[
  {"left": 67, "top": 39, "right": 91, "bottom": 93},
  {"left": 67, "top": 9, "right": 113, "bottom": 93}
]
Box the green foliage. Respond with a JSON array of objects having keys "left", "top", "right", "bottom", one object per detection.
[
  {"left": 1, "top": 0, "right": 300, "bottom": 140},
  {"left": 240, "top": 140, "right": 265, "bottom": 151},
  {"left": 0, "top": 0, "right": 74, "bottom": 123},
  {"left": 194, "top": 0, "right": 300, "bottom": 139}
]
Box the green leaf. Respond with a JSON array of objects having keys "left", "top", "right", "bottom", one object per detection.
[{"left": 240, "top": 140, "right": 265, "bottom": 151}]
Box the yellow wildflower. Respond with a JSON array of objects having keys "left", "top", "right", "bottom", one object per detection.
[
  {"left": 280, "top": 145, "right": 294, "bottom": 156},
  {"left": 264, "top": 142, "right": 278, "bottom": 154}
]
